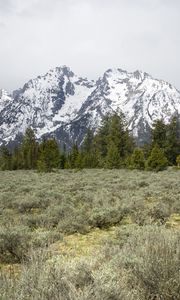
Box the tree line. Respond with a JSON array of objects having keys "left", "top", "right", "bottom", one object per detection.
[{"left": 0, "top": 112, "right": 180, "bottom": 172}]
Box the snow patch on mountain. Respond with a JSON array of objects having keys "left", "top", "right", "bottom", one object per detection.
[{"left": 0, "top": 89, "right": 13, "bottom": 112}]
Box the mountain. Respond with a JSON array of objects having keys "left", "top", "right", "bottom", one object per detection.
[
  {"left": 0, "top": 66, "right": 95, "bottom": 146},
  {"left": 0, "top": 66, "right": 180, "bottom": 147}
]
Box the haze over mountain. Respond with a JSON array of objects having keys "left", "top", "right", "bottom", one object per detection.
[{"left": 0, "top": 66, "right": 180, "bottom": 147}]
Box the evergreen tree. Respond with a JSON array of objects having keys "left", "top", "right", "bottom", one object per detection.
[
  {"left": 81, "top": 129, "right": 98, "bottom": 168},
  {"left": 94, "top": 111, "right": 134, "bottom": 168},
  {"left": 130, "top": 148, "right": 145, "bottom": 170},
  {"left": 83, "top": 129, "right": 94, "bottom": 153},
  {"left": 106, "top": 143, "right": 120, "bottom": 168},
  {"left": 152, "top": 119, "right": 167, "bottom": 148},
  {"left": 65, "top": 143, "right": 82, "bottom": 169},
  {"left": 11, "top": 146, "right": 23, "bottom": 170},
  {"left": 107, "top": 112, "right": 134, "bottom": 162},
  {"left": 0, "top": 146, "right": 12, "bottom": 170},
  {"left": 94, "top": 115, "right": 110, "bottom": 162},
  {"left": 37, "top": 138, "right": 60, "bottom": 172},
  {"left": 21, "top": 128, "right": 38, "bottom": 169},
  {"left": 59, "top": 143, "right": 67, "bottom": 169},
  {"left": 142, "top": 143, "right": 151, "bottom": 160},
  {"left": 165, "top": 116, "right": 180, "bottom": 165},
  {"left": 146, "top": 144, "right": 168, "bottom": 172}
]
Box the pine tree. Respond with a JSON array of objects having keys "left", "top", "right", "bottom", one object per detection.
[
  {"left": 107, "top": 112, "right": 134, "bottom": 162},
  {"left": 130, "top": 148, "right": 145, "bottom": 170},
  {"left": 165, "top": 116, "right": 180, "bottom": 165},
  {"left": 37, "top": 138, "right": 60, "bottom": 172},
  {"left": 152, "top": 119, "right": 167, "bottom": 148},
  {"left": 146, "top": 144, "right": 168, "bottom": 172},
  {"left": 94, "top": 115, "right": 111, "bottom": 161},
  {"left": 106, "top": 143, "right": 120, "bottom": 168},
  {"left": 81, "top": 129, "right": 98, "bottom": 168},
  {"left": 0, "top": 146, "right": 12, "bottom": 170},
  {"left": 65, "top": 143, "right": 82, "bottom": 169},
  {"left": 11, "top": 146, "right": 23, "bottom": 170},
  {"left": 21, "top": 128, "right": 38, "bottom": 169},
  {"left": 83, "top": 129, "right": 94, "bottom": 153},
  {"left": 59, "top": 143, "right": 67, "bottom": 169},
  {"left": 94, "top": 111, "right": 134, "bottom": 168}
]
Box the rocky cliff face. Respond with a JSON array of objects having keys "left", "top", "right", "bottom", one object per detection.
[{"left": 0, "top": 66, "right": 180, "bottom": 147}]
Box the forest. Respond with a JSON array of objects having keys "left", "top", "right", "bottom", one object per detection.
[{"left": 0, "top": 112, "right": 180, "bottom": 172}]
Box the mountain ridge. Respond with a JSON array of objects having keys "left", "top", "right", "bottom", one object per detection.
[{"left": 0, "top": 66, "right": 180, "bottom": 147}]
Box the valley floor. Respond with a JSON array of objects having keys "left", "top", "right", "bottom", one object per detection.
[{"left": 0, "top": 169, "right": 180, "bottom": 299}]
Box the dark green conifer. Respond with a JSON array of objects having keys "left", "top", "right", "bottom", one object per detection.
[
  {"left": 21, "top": 128, "right": 38, "bottom": 169},
  {"left": 152, "top": 119, "right": 167, "bottom": 148},
  {"left": 106, "top": 143, "right": 120, "bottom": 168},
  {"left": 146, "top": 144, "right": 168, "bottom": 171},
  {"left": 37, "top": 138, "right": 60, "bottom": 172},
  {"left": 0, "top": 146, "right": 12, "bottom": 170},
  {"left": 165, "top": 116, "right": 180, "bottom": 165},
  {"left": 130, "top": 148, "right": 145, "bottom": 170},
  {"left": 81, "top": 129, "right": 98, "bottom": 168}
]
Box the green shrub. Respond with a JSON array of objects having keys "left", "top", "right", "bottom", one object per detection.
[
  {"left": 31, "top": 230, "right": 63, "bottom": 248},
  {"left": 13, "top": 197, "right": 49, "bottom": 213},
  {"left": 0, "top": 227, "right": 179, "bottom": 300},
  {"left": 96, "top": 226, "right": 180, "bottom": 300},
  {"left": 0, "top": 226, "right": 31, "bottom": 263},
  {"left": 117, "top": 227, "right": 180, "bottom": 300},
  {"left": 89, "top": 207, "right": 124, "bottom": 229}
]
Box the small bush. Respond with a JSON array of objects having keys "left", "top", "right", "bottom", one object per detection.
[
  {"left": 89, "top": 207, "right": 124, "bottom": 229},
  {"left": 113, "top": 226, "right": 180, "bottom": 300},
  {"left": 0, "top": 226, "right": 31, "bottom": 263}
]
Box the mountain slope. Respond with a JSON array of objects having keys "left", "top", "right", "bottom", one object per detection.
[
  {"left": 64, "top": 68, "right": 180, "bottom": 145},
  {"left": 0, "top": 66, "right": 95, "bottom": 145},
  {"left": 0, "top": 67, "right": 180, "bottom": 147}
]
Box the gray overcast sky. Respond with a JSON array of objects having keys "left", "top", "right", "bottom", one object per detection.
[{"left": 0, "top": 0, "right": 180, "bottom": 92}]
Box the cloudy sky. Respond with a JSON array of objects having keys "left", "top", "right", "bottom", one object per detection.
[{"left": 0, "top": 0, "right": 180, "bottom": 92}]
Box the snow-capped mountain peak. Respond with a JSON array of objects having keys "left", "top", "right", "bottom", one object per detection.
[{"left": 0, "top": 67, "right": 180, "bottom": 147}]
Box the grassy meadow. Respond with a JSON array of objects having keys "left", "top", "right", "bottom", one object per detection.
[{"left": 0, "top": 169, "right": 180, "bottom": 299}]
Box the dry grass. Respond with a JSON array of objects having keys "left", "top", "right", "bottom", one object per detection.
[
  {"left": 50, "top": 226, "right": 116, "bottom": 259},
  {"left": 0, "top": 168, "right": 180, "bottom": 299}
]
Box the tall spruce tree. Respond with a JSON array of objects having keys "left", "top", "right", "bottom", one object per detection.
[
  {"left": 106, "top": 143, "right": 120, "bottom": 168},
  {"left": 107, "top": 112, "right": 134, "bottom": 166},
  {"left": 165, "top": 116, "right": 180, "bottom": 165},
  {"left": 67, "top": 143, "right": 82, "bottom": 169},
  {"left": 11, "top": 146, "right": 23, "bottom": 170},
  {"left": 146, "top": 144, "right": 168, "bottom": 172},
  {"left": 82, "top": 129, "right": 98, "bottom": 168},
  {"left": 59, "top": 143, "right": 67, "bottom": 169},
  {"left": 94, "top": 111, "right": 134, "bottom": 168},
  {"left": 94, "top": 115, "right": 110, "bottom": 162},
  {"left": 0, "top": 146, "right": 12, "bottom": 170},
  {"left": 37, "top": 138, "right": 60, "bottom": 172},
  {"left": 152, "top": 119, "right": 167, "bottom": 148},
  {"left": 21, "top": 128, "right": 38, "bottom": 169},
  {"left": 130, "top": 148, "right": 145, "bottom": 170}
]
